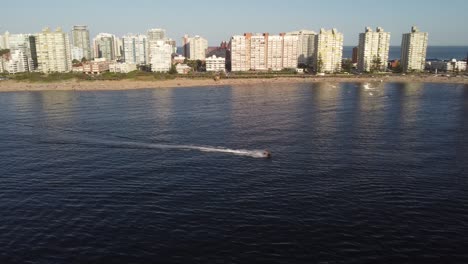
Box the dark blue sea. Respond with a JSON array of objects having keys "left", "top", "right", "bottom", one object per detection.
[
  {"left": 343, "top": 46, "right": 468, "bottom": 60},
  {"left": 1, "top": 83, "right": 468, "bottom": 263}
]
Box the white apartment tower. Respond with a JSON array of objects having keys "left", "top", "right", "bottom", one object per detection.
[
  {"left": 147, "top": 28, "right": 170, "bottom": 64},
  {"left": 401, "top": 26, "right": 428, "bottom": 72},
  {"left": 147, "top": 29, "right": 166, "bottom": 41},
  {"left": 357, "top": 27, "right": 391, "bottom": 72},
  {"left": 5, "top": 33, "right": 36, "bottom": 72},
  {"left": 123, "top": 34, "right": 148, "bottom": 64},
  {"left": 8, "top": 50, "right": 32, "bottom": 74},
  {"left": 0, "top": 31, "right": 10, "bottom": 49},
  {"left": 36, "top": 27, "right": 72, "bottom": 73},
  {"left": 149, "top": 40, "right": 172, "bottom": 72},
  {"left": 250, "top": 34, "right": 267, "bottom": 70},
  {"left": 230, "top": 35, "right": 249, "bottom": 72},
  {"left": 267, "top": 35, "right": 283, "bottom": 71},
  {"left": 286, "top": 30, "right": 316, "bottom": 66},
  {"left": 230, "top": 33, "right": 299, "bottom": 72},
  {"left": 314, "top": 28, "right": 344, "bottom": 73},
  {"left": 283, "top": 35, "right": 299, "bottom": 69},
  {"left": 182, "top": 35, "right": 208, "bottom": 61},
  {"left": 72, "top": 25, "right": 92, "bottom": 60}
]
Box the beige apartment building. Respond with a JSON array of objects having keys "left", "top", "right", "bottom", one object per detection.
[
  {"left": 401, "top": 26, "right": 428, "bottom": 72},
  {"left": 36, "top": 27, "right": 72, "bottom": 73},
  {"left": 357, "top": 27, "right": 390, "bottom": 72}
]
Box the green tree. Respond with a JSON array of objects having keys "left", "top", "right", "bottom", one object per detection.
[
  {"left": 342, "top": 59, "right": 353, "bottom": 73},
  {"left": 168, "top": 64, "right": 178, "bottom": 74},
  {"left": 0, "top": 49, "right": 10, "bottom": 56},
  {"left": 72, "top": 59, "right": 80, "bottom": 65},
  {"left": 81, "top": 57, "right": 88, "bottom": 63},
  {"left": 371, "top": 56, "right": 382, "bottom": 73},
  {"left": 316, "top": 54, "right": 324, "bottom": 73}
]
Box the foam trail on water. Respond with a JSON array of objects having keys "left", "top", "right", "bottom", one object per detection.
[{"left": 96, "top": 140, "right": 267, "bottom": 158}]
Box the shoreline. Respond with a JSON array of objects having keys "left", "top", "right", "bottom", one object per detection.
[{"left": 0, "top": 75, "right": 467, "bottom": 92}]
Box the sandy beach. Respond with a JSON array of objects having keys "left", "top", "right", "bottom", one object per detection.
[{"left": 0, "top": 75, "right": 467, "bottom": 92}]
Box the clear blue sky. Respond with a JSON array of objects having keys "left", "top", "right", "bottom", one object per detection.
[{"left": 2, "top": 0, "right": 468, "bottom": 46}]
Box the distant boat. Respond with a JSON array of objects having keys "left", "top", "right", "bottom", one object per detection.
[{"left": 263, "top": 150, "right": 272, "bottom": 159}]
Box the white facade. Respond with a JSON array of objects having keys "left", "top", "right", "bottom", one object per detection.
[
  {"left": 267, "top": 35, "right": 283, "bottom": 71},
  {"left": 0, "top": 31, "right": 10, "bottom": 49},
  {"left": 147, "top": 28, "right": 168, "bottom": 63},
  {"left": 230, "top": 35, "right": 249, "bottom": 72},
  {"left": 429, "top": 59, "right": 467, "bottom": 72},
  {"left": 123, "top": 34, "right": 148, "bottom": 64},
  {"left": 109, "top": 62, "right": 137, "bottom": 73},
  {"left": 184, "top": 35, "right": 208, "bottom": 60},
  {"left": 8, "top": 50, "right": 32, "bottom": 73},
  {"left": 115, "top": 37, "right": 123, "bottom": 59},
  {"left": 250, "top": 35, "right": 267, "bottom": 70},
  {"left": 358, "top": 27, "right": 390, "bottom": 72},
  {"left": 36, "top": 27, "right": 72, "bottom": 73},
  {"left": 71, "top": 25, "right": 92, "bottom": 60},
  {"left": 401, "top": 26, "right": 428, "bottom": 72},
  {"left": 0, "top": 57, "right": 5, "bottom": 73},
  {"left": 149, "top": 40, "right": 172, "bottom": 72},
  {"left": 176, "top": 64, "right": 191, "bottom": 74},
  {"left": 72, "top": 46, "right": 85, "bottom": 62},
  {"left": 0, "top": 35, "right": 5, "bottom": 50},
  {"left": 230, "top": 33, "right": 299, "bottom": 72},
  {"left": 283, "top": 35, "right": 299, "bottom": 69},
  {"left": 286, "top": 30, "right": 316, "bottom": 66},
  {"left": 147, "top": 28, "right": 166, "bottom": 41},
  {"left": 5, "top": 33, "right": 35, "bottom": 72},
  {"left": 314, "top": 28, "right": 344, "bottom": 73},
  {"left": 206, "top": 55, "right": 226, "bottom": 72}
]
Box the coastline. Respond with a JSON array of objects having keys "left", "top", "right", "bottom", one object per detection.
[{"left": 0, "top": 75, "right": 467, "bottom": 92}]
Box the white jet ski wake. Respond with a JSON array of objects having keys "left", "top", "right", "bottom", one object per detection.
[{"left": 85, "top": 139, "right": 271, "bottom": 159}]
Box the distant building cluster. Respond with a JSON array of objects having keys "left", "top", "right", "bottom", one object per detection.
[{"left": 1, "top": 25, "right": 460, "bottom": 75}]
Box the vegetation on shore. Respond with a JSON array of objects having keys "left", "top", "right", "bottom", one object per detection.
[{"left": 1, "top": 69, "right": 466, "bottom": 84}]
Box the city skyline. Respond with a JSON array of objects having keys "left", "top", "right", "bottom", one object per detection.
[{"left": 1, "top": 0, "right": 468, "bottom": 46}]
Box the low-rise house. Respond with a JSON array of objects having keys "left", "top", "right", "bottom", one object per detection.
[
  {"left": 176, "top": 64, "right": 191, "bottom": 74},
  {"left": 109, "top": 62, "right": 137, "bottom": 73},
  {"left": 428, "top": 59, "right": 467, "bottom": 72},
  {"left": 206, "top": 55, "right": 226, "bottom": 72}
]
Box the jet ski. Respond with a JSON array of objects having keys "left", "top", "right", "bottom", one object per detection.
[{"left": 263, "top": 150, "right": 272, "bottom": 159}]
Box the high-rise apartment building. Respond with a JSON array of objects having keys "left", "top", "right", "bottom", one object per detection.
[
  {"left": 357, "top": 27, "right": 390, "bottom": 72},
  {"left": 249, "top": 34, "right": 267, "bottom": 70},
  {"left": 0, "top": 31, "right": 10, "bottom": 49},
  {"left": 230, "top": 35, "right": 249, "bottom": 72},
  {"left": 230, "top": 33, "right": 299, "bottom": 72},
  {"left": 149, "top": 40, "right": 172, "bottom": 72},
  {"left": 35, "top": 27, "right": 72, "bottom": 73},
  {"left": 71, "top": 25, "right": 92, "bottom": 60},
  {"left": 401, "top": 26, "right": 428, "bottom": 72},
  {"left": 182, "top": 35, "right": 208, "bottom": 60},
  {"left": 5, "top": 33, "right": 36, "bottom": 72},
  {"left": 8, "top": 50, "right": 31, "bottom": 73},
  {"left": 94, "top": 33, "right": 116, "bottom": 61},
  {"left": 122, "top": 34, "right": 148, "bottom": 64},
  {"left": 314, "top": 28, "right": 344, "bottom": 73},
  {"left": 147, "top": 28, "right": 172, "bottom": 64},
  {"left": 147, "top": 29, "right": 166, "bottom": 41},
  {"left": 286, "top": 30, "right": 316, "bottom": 66}
]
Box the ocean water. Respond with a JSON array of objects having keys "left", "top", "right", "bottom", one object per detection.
[
  {"left": 343, "top": 46, "right": 468, "bottom": 60},
  {"left": 0, "top": 83, "right": 467, "bottom": 263}
]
